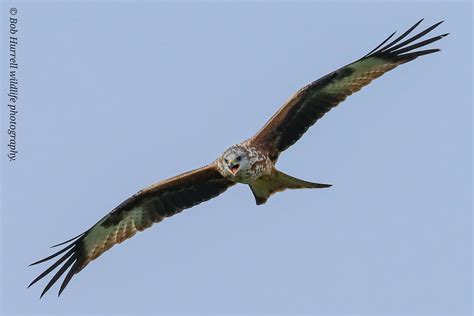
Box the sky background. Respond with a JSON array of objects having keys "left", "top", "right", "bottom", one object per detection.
[{"left": 1, "top": 1, "right": 472, "bottom": 315}]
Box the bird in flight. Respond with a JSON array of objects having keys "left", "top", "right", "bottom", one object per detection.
[{"left": 29, "top": 19, "right": 447, "bottom": 297}]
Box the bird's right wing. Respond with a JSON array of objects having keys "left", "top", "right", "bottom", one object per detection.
[
  {"left": 29, "top": 163, "right": 235, "bottom": 297},
  {"left": 248, "top": 20, "right": 448, "bottom": 161}
]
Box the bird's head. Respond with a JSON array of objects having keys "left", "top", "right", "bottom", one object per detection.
[{"left": 219, "top": 145, "right": 251, "bottom": 178}]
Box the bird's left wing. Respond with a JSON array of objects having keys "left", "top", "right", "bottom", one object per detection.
[
  {"left": 248, "top": 20, "right": 448, "bottom": 161},
  {"left": 29, "top": 163, "right": 234, "bottom": 297}
]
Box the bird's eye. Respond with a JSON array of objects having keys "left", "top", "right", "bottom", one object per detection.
[{"left": 236, "top": 156, "right": 242, "bottom": 161}]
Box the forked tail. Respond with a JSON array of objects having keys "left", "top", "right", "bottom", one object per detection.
[{"left": 249, "top": 170, "right": 331, "bottom": 205}]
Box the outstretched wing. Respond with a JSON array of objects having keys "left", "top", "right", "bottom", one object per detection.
[
  {"left": 29, "top": 163, "right": 234, "bottom": 297},
  {"left": 249, "top": 20, "right": 448, "bottom": 161}
]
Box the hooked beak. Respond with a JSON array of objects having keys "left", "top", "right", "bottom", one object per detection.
[{"left": 228, "top": 161, "right": 240, "bottom": 175}]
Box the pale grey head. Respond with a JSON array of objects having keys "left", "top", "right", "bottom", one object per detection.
[
  {"left": 218, "top": 144, "right": 251, "bottom": 180},
  {"left": 217, "top": 143, "right": 270, "bottom": 183}
]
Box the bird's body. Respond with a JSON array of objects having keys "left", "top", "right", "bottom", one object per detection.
[
  {"left": 216, "top": 142, "right": 331, "bottom": 204},
  {"left": 29, "top": 19, "right": 448, "bottom": 297}
]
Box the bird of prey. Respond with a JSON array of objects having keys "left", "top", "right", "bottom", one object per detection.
[{"left": 29, "top": 19, "right": 447, "bottom": 297}]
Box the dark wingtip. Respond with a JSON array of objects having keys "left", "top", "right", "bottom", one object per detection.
[
  {"left": 415, "top": 18, "right": 425, "bottom": 26},
  {"left": 50, "top": 233, "right": 84, "bottom": 248},
  {"left": 58, "top": 261, "right": 79, "bottom": 297},
  {"left": 29, "top": 235, "right": 85, "bottom": 298},
  {"left": 366, "top": 19, "right": 448, "bottom": 62},
  {"left": 38, "top": 255, "right": 78, "bottom": 298},
  {"left": 363, "top": 31, "right": 397, "bottom": 57},
  {"left": 416, "top": 18, "right": 424, "bottom": 26},
  {"left": 375, "top": 19, "right": 425, "bottom": 54},
  {"left": 30, "top": 242, "right": 76, "bottom": 266}
]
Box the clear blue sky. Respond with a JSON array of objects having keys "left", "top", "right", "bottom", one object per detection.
[{"left": 1, "top": 1, "right": 472, "bottom": 315}]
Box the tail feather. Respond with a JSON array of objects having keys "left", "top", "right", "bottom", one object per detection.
[{"left": 249, "top": 170, "right": 331, "bottom": 205}]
